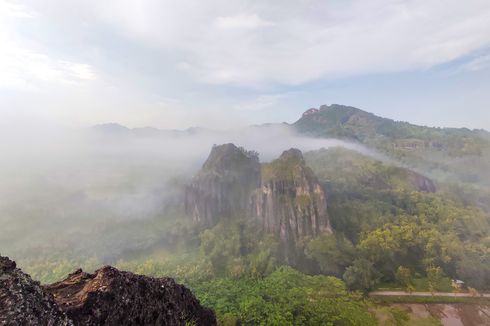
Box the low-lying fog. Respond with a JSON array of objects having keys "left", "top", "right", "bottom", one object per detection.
[{"left": 0, "top": 122, "right": 376, "bottom": 262}]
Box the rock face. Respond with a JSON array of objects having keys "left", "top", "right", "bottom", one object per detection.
[
  {"left": 185, "top": 143, "right": 261, "bottom": 226},
  {"left": 0, "top": 255, "right": 216, "bottom": 326},
  {"left": 186, "top": 144, "right": 332, "bottom": 258},
  {"left": 251, "top": 149, "right": 332, "bottom": 258},
  {"left": 44, "top": 266, "right": 216, "bottom": 326},
  {"left": 0, "top": 256, "right": 73, "bottom": 326}
]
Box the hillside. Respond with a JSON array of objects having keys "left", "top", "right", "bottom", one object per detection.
[
  {"left": 304, "top": 147, "right": 436, "bottom": 193},
  {"left": 294, "top": 104, "right": 490, "bottom": 187}
]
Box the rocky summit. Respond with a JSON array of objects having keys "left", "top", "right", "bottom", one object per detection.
[
  {"left": 186, "top": 144, "right": 332, "bottom": 255},
  {"left": 185, "top": 143, "right": 261, "bottom": 226},
  {"left": 0, "top": 256, "right": 216, "bottom": 326},
  {"left": 252, "top": 148, "right": 331, "bottom": 242}
]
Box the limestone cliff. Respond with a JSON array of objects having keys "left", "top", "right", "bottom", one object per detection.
[
  {"left": 186, "top": 145, "right": 332, "bottom": 254},
  {"left": 251, "top": 149, "right": 332, "bottom": 245},
  {"left": 185, "top": 143, "right": 261, "bottom": 226}
]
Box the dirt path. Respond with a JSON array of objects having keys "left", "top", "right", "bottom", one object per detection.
[{"left": 370, "top": 291, "right": 490, "bottom": 298}]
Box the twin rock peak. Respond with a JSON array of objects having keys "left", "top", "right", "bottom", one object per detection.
[{"left": 185, "top": 143, "right": 332, "bottom": 250}]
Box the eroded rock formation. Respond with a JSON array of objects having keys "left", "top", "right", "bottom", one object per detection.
[
  {"left": 0, "top": 255, "right": 216, "bottom": 326},
  {"left": 251, "top": 149, "right": 332, "bottom": 243},
  {"left": 185, "top": 143, "right": 261, "bottom": 226},
  {"left": 0, "top": 256, "right": 73, "bottom": 326},
  {"left": 44, "top": 266, "right": 216, "bottom": 326},
  {"left": 186, "top": 145, "right": 332, "bottom": 257}
]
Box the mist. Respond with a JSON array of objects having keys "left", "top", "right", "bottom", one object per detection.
[{"left": 0, "top": 121, "right": 379, "bottom": 264}]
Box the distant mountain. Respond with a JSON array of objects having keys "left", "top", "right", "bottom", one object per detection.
[
  {"left": 294, "top": 104, "right": 488, "bottom": 155},
  {"left": 92, "top": 123, "right": 131, "bottom": 135},
  {"left": 294, "top": 104, "right": 490, "bottom": 187},
  {"left": 90, "top": 123, "right": 219, "bottom": 138}
]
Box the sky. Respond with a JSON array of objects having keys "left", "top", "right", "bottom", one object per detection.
[{"left": 1, "top": 0, "right": 490, "bottom": 130}]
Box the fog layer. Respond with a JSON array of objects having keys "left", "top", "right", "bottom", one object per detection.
[{"left": 0, "top": 123, "right": 377, "bottom": 262}]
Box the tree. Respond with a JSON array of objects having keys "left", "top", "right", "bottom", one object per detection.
[
  {"left": 343, "top": 258, "right": 380, "bottom": 293},
  {"left": 305, "top": 234, "right": 355, "bottom": 276},
  {"left": 426, "top": 266, "right": 443, "bottom": 294},
  {"left": 395, "top": 266, "right": 413, "bottom": 293}
]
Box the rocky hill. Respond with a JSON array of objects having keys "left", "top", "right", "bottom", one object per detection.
[
  {"left": 293, "top": 104, "right": 490, "bottom": 188},
  {"left": 186, "top": 144, "right": 332, "bottom": 256},
  {"left": 185, "top": 143, "right": 261, "bottom": 226},
  {"left": 252, "top": 149, "right": 331, "bottom": 239},
  {"left": 0, "top": 256, "right": 216, "bottom": 326},
  {"left": 293, "top": 104, "right": 488, "bottom": 154}
]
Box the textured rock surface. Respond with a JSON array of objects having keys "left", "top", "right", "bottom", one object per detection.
[
  {"left": 0, "top": 256, "right": 72, "bottom": 326},
  {"left": 185, "top": 143, "right": 261, "bottom": 226},
  {"left": 251, "top": 149, "right": 332, "bottom": 247},
  {"left": 44, "top": 266, "right": 217, "bottom": 326},
  {"left": 186, "top": 145, "right": 332, "bottom": 251},
  {"left": 1, "top": 255, "right": 216, "bottom": 326}
]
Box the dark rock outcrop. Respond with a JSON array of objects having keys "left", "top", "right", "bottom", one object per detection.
[
  {"left": 185, "top": 143, "right": 261, "bottom": 226},
  {"left": 251, "top": 149, "right": 332, "bottom": 255},
  {"left": 1, "top": 255, "right": 216, "bottom": 326},
  {"left": 0, "top": 256, "right": 72, "bottom": 326},
  {"left": 44, "top": 266, "right": 216, "bottom": 326}
]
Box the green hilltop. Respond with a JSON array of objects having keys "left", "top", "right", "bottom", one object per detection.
[{"left": 294, "top": 104, "right": 490, "bottom": 188}]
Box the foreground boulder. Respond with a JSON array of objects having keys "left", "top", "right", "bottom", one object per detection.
[
  {"left": 44, "top": 266, "right": 217, "bottom": 326},
  {"left": 0, "top": 256, "right": 216, "bottom": 326},
  {"left": 0, "top": 256, "right": 72, "bottom": 326}
]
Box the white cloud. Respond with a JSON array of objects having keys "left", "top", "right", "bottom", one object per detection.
[
  {"left": 0, "top": 0, "right": 96, "bottom": 91},
  {"left": 0, "top": 42, "right": 97, "bottom": 90},
  {"left": 2, "top": 0, "right": 490, "bottom": 129},
  {"left": 61, "top": 62, "right": 97, "bottom": 80},
  {"left": 215, "top": 14, "right": 272, "bottom": 30},
  {"left": 84, "top": 0, "right": 490, "bottom": 87},
  {"left": 0, "top": 0, "right": 34, "bottom": 18}
]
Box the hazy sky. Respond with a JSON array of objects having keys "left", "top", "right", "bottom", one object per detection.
[{"left": 1, "top": 0, "right": 490, "bottom": 130}]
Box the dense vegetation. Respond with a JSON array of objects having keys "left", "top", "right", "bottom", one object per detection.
[{"left": 305, "top": 148, "right": 490, "bottom": 291}]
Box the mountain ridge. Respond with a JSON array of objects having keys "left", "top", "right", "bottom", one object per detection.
[{"left": 91, "top": 105, "right": 489, "bottom": 135}]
